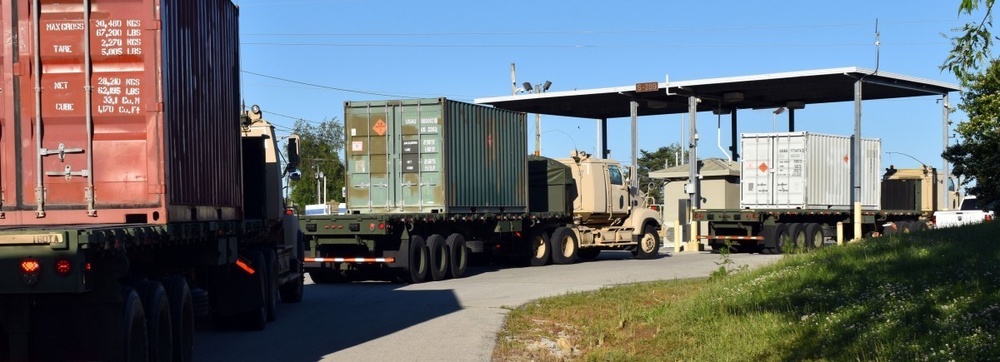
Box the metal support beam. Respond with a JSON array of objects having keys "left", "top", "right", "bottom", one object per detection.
[
  {"left": 730, "top": 110, "right": 739, "bottom": 162},
  {"left": 852, "top": 79, "right": 862, "bottom": 239},
  {"left": 789, "top": 108, "right": 796, "bottom": 132},
  {"left": 598, "top": 118, "right": 609, "bottom": 159},
  {"left": 630, "top": 101, "right": 639, "bottom": 190},
  {"left": 688, "top": 96, "right": 700, "bottom": 209}
]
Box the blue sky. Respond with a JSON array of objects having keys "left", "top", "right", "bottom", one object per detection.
[{"left": 235, "top": 0, "right": 974, "bottom": 172}]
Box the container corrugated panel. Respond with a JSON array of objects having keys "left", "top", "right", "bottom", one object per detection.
[
  {"left": 740, "top": 132, "right": 881, "bottom": 210},
  {"left": 345, "top": 98, "right": 527, "bottom": 214},
  {"left": 0, "top": 0, "right": 241, "bottom": 225}
]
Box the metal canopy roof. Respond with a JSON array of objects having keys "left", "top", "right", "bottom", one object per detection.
[{"left": 474, "top": 67, "right": 960, "bottom": 119}]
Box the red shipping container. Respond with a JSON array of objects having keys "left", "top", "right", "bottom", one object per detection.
[{"left": 0, "top": 0, "right": 242, "bottom": 225}]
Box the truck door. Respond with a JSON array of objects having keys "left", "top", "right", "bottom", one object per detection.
[{"left": 607, "top": 164, "right": 629, "bottom": 215}]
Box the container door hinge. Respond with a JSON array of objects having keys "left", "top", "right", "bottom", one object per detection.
[
  {"left": 85, "top": 186, "right": 97, "bottom": 217},
  {"left": 34, "top": 187, "right": 46, "bottom": 217}
]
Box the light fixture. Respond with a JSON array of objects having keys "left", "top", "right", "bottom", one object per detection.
[
  {"left": 542, "top": 80, "right": 552, "bottom": 92},
  {"left": 522, "top": 82, "right": 533, "bottom": 92},
  {"left": 786, "top": 101, "right": 805, "bottom": 109},
  {"left": 722, "top": 92, "right": 744, "bottom": 103},
  {"left": 773, "top": 106, "right": 786, "bottom": 115}
]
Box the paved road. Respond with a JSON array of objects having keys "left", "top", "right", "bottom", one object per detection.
[{"left": 194, "top": 249, "right": 782, "bottom": 361}]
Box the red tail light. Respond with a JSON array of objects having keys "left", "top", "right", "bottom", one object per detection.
[
  {"left": 285, "top": 208, "right": 294, "bottom": 215},
  {"left": 20, "top": 258, "right": 40, "bottom": 273},
  {"left": 20, "top": 258, "right": 40, "bottom": 286},
  {"left": 55, "top": 259, "right": 72, "bottom": 277}
]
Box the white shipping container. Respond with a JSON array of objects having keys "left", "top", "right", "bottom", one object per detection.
[{"left": 740, "top": 132, "right": 881, "bottom": 210}]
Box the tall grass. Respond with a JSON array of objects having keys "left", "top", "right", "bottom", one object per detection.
[{"left": 494, "top": 222, "right": 1000, "bottom": 361}]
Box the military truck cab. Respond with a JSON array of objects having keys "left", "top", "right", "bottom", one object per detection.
[{"left": 557, "top": 151, "right": 661, "bottom": 259}]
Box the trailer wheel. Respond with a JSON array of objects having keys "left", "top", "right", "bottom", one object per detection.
[
  {"left": 774, "top": 223, "right": 791, "bottom": 254},
  {"left": 163, "top": 276, "right": 194, "bottom": 362},
  {"left": 261, "top": 248, "right": 279, "bottom": 322},
  {"left": 239, "top": 250, "right": 267, "bottom": 331},
  {"left": 789, "top": 223, "right": 807, "bottom": 253},
  {"left": 123, "top": 287, "right": 149, "bottom": 362},
  {"left": 427, "top": 234, "right": 449, "bottom": 281},
  {"left": 635, "top": 225, "right": 661, "bottom": 259},
  {"left": 404, "top": 235, "right": 429, "bottom": 283},
  {"left": 578, "top": 248, "right": 601, "bottom": 260},
  {"left": 899, "top": 221, "right": 916, "bottom": 234},
  {"left": 527, "top": 229, "right": 551, "bottom": 266},
  {"left": 308, "top": 269, "right": 347, "bottom": 284},
  {"left": 804, "top": 223, "right": 824, "bottom": 250},
  {"left": 551, "top": 227, "right": 579, "bottom": 264},
  {"left": 445, "top": 233, "right": 468, "bottom": 279},
  {"left": 136, "top": 280, "right": 172, "bottom": 362}
]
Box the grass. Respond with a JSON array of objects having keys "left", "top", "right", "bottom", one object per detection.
[{"left": 493, "top": 222, "right": 1000, "bottom": 361}]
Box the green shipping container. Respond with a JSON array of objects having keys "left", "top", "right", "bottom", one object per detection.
[{"left": 344, "top": 98, "right": 528, "bottom": 214}]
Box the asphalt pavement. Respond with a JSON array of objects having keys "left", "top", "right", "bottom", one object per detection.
[{"left": 194, "top": 247, "right": 782, "bottom": 361}]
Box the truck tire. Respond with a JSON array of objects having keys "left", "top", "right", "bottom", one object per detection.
[
  {"left": 427, "top": 234, "right": 449, "bottom": 281},
  {"left": 635, "top": 225, "right": 660, "bottom": 259},
  {"left": 308, "top": 269, "right": 347, "bottom": 284},
  {"left": 550, "top": 227, "right": 579, "bottom": 264},
  {"left": 804, "top": 223, "right": 824, "bottom": 250},
  {"left": 404, "top": 235, "right": 429, "bottom": 283},
  {"left": 578, "top": 248, "right": 601, "bottom": 260},
  {"left": 445, "top": 233, "right": 468, "bottom": 279},
  {"left": 136, "top": 280, "right": 173, "bottom": 362},
  {"left": 123, "top": 287, "right": 149, "bottom": 362},
  {"left": 774, "top": 223, "right": 791, "bottom": 254},
  {"left": 527, "top": 229, "right": 551, "bottom": 266},
  {"left": 240, "top": 250, "right": 267, "bottom": 331},
  {"left": 262, "top": 248, "right": 279, "bottom": 322},
  {"left": 279, "top": 239, "right": 305, "bottom": 303},
  {"left": 163, "top": 276, "right": 194, "bottom": 362},
  {"left": 789, "top": 223, "right": 806, "bottom": 252}
]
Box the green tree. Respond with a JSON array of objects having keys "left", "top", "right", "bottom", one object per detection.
[
  {"left": 288, "top": 118, "right": 346, "bottom": 211},
  {"left": 944, "top": 0, "right": 996, "bottom": 83},
  {"left": 636, "top": 144, "right": 683, "bottom": 204},
  {"left": 943, "top": 0, "right": 1000, "bottom": 207},
  {"left": 943, "top": 59, "right": 1000, "bottom": 206}
]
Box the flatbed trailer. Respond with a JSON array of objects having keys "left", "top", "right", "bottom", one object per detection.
[
  {"left": 301, "top": 211, "right": 579, "bottom": 283},
  {"left": 694, "top": 208, "right": 926, "bottom": 253}
]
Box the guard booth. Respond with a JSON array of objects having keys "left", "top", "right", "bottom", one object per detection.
[{"left": 650, "top": 158, "right": 741, "bottom": 246}]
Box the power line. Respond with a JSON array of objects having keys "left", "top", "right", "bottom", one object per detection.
[{"left": 242, "top": 70, "right": 410, "bottom": 98}]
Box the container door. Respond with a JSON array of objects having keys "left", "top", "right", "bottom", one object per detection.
[
  {"left": 772, "top": 134, "right": 806, "bottom": 208},
  {"left": 740, "top": 135, "right": 773, "bottom": 208},
  {"left": 395, "top": 102, "right": 443, "bottom": 213},
  {"left": 346, "top": 105, "right": 393, "bottom": 212}
]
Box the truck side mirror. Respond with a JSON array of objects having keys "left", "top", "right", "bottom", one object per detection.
[{"left": 285, "top": 136, "right": 301, "bottom": 180}]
